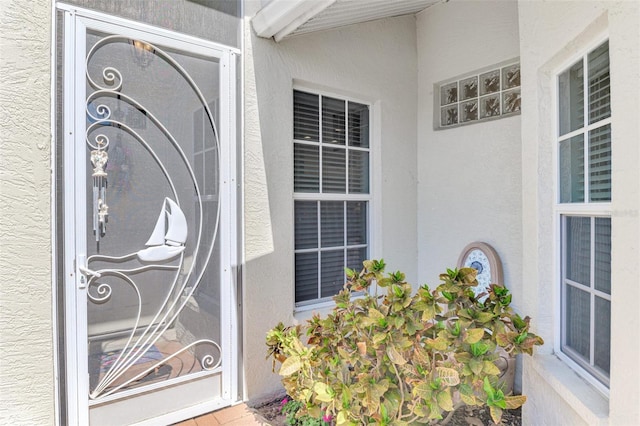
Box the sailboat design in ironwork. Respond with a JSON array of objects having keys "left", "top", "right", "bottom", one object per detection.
[{"left": 137, "top": 197, "right": 187, "bottom": 262}]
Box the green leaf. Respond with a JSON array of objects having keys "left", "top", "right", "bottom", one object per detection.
[
  {"left": 412, "top": 382, "right": 432, "bottom": 400},
  {"left": 428, "top": 401, "right": 443, "bottom": 420},
  {"left": 469, "top": 358, "right": 483, "bottom": 376},
  {"left": 381, "top": 389, "right": 402, "bottom": 421},
  {"left": 391, "top": 315, "right": 405, "bottom": 329},
  {"left": 404, "top": 315, "right": 423, "bottom": 335},
  {"left": 413, "top": 402, "right": 428, "bottom": 417},
  {"left": 369, "top": 308, "right": 385, "bottom": 320},
  {"left": 413, "top": 345, "right": 430, "bottom": 365},
  {"left": 421, "top": 302, "right": 439, "bottom": 321},
  {"left": 458, "top": 267, "right": 478, "bottom": 284},
  {"left": 514, "top": 331, "right": 527, "bottom": 344},
  {"left": 435, "top": 367, "right": 460, "bottom": 386},
  {"left": 380, "top": 402, "right": 389, "bottom": 423},
  {"left": 387, "top": 345, "right": 407, "bottom": 365},
  {"left": 442, "top": 291, "right": 455, "bottom": 302},
  {"left": 475, "top": 312, "right": 495, "bottom": 323},
  {"left": 483, "top": 376, "right": 495, "bottom": 397},
  {"left": 489, "top": 406, "right": 503, "bottom": 424},
  {"left": 373, "top": 333, "right": 387, "bottom": 345},
  {"left": 459, "top": 392, "right": 477, "bottom": 405},
  {"left": 512, "top": 314, "right": 527, "bottom": 330},
  {"left": 437, "top": 390, "right": 454, "bottom": 412},
  {"left": 454, "top": 352, "right": 471, "bottom": 363},
  {"left": 314, "top": 382, "right": 334, "bottom": 402},
  {"left": 278, "top": 355, "right": 302, "bottom": 376},
  {"left": 426, "top": 336, "right": 449, "bottom": 351},
  {"left": 458, "top": 383, "right": 477, "bottom": 405},
  {"left": 470, "top": 341, "right": 490, "bottom": 357},
  {"left": 458, "top": 308, "right": 473, "bottom": 320},
  {"left": 392, "top": 284, "right": 404, "bottom": 298},
  {"left": 336, "top": 410, "right": 357, "bottom": 426},
  {"left": 495, "top": 332, "right": 511, "bottom": 347},
  {"left": 391, "top": 270, "right": 405, "bottom": 282},
  {"left": 450, "top": 321, "right": 461, "bottom": 337},
  {"left": 464, "top": 328, "right": 485, "bottom": 344},
  {"left": 378, "top": 277, "right": 393, "bottom": 288},
  {"left": 483, "top": 360, "right": 501, "bottom": 376},
  {"left": 363, "top": 260, "right": 375, "bottom": 271},
  {"left": 372, "top": 259, "right": 386, "bottom": 272},
  {"left": 345, "top": 267, "right": 357, "bottom": 278}
]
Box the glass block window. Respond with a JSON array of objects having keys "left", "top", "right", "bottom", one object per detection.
[
  {"left": 293, "top": 90, "right": 370, "bottom": 306},
  {"left": 557, "top": 41, "right": 611, "bottom": 388},
  {"left": 436, "top": 61, "right": 520, "bottom": 129}
]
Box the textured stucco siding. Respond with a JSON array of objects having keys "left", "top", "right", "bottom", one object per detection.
[
  {"left": 243, "top": 14, "right": 418, "bottom": 403},
  {"left": 416, "top": 1, "right": 522, "bottom": 303},
  {"left": 518, "top": 1, "right": 640, "bottom": 424},
  {"left": 415, "top": 0, "right": 523, "bottom": 352},
  {"left": 0, "top": 0, "right": 55, "bottom": 424}
]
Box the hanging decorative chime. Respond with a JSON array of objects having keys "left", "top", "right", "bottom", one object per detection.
[{"left": 91, "top": 136, "right": 109, "bottom": 241}]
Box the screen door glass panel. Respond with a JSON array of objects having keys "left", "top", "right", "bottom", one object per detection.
[{"left": 83, "top": 29, "right": 222, "bottom": 400}]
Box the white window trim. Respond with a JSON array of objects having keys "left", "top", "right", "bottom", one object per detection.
[
  {"left": 552, "top": 34, "right": 611, "bottom": 398},
  {"left": 292, "top": 84, "right": 377, "bottom": 312}
]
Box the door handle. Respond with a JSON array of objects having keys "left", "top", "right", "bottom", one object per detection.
[
  {"left": 78, "top": 264, "right": 102, "bottom": 278},
  {"left": 77, "top": 255, "right": 101, "bottom": 289}
]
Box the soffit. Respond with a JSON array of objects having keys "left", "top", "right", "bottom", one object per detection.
[
  {"left": 290, "top": 0, "right": 440, "bottom": 38},
  {"left": 252, "top": 0, "right": 441, "bottom": 42}
]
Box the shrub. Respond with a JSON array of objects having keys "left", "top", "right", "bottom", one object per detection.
[
  {"left": 281, "top": 396, "right": 332, "bottom": 426},
  {"left": 266, "top": 260, "right": 543, "bottom": 425}
]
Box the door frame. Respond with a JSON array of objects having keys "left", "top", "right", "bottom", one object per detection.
[{"left": 56, "top": 4, "right": 240, "bottom": 425}]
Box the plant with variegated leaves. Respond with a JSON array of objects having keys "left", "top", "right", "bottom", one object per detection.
[{"left": 266, "top": 260, "right": 543, "bottom": 425}]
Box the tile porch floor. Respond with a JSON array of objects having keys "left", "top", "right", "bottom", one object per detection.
[{"left": 174, "top": 403, "right": 271, "bottom": 426}]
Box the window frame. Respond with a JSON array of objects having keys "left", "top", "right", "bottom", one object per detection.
[
  {"left": 553, "top": 36, "right": 611, "bottom": 396},
  {"left": 292, "top": 86, "right": 373, "bottom": 310}
]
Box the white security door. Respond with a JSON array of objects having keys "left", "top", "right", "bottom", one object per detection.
[{"left": 61, "top": 8, "right": 238, "bottom": 425}]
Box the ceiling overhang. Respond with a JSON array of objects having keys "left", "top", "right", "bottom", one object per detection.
[{"left": 252, "top": 0, "right": 441, "bottom": 42}]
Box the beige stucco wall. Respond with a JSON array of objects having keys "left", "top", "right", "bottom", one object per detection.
[
  {"left": 415, "top": 0, "right": 524, "bottom": 391},
  {"left": 518, "top": 0, "right": 640, "bottom": 424},
  {"left": 0, "top": 0, "right": 55, "bottom": 424},
  {"left": 243, "top": 13, "right": 419, "bottom": 403}
]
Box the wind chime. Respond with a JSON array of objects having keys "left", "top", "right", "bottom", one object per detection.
[{"left": 91, "top": 135, "right": 109, "bottom": 242}]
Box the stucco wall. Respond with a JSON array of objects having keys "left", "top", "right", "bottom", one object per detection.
[
  {"left": 0, "top": 0, "right": 55, "bottom": 424},
  {"left": 416, "top": 0, "right": 522, "bottom": 302},
  {"left": 416, "top": 1, "right": 523, "bottom": 317},
  {"left": 518, "top": 1, "right": 640, "bottom": 424},
  {"left": 243, "top": 14, "right": 418, "bottom": 403}
]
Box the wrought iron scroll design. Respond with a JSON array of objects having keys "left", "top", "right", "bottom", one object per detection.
[{"left": 84, "top": 35, "right": 222, "bottom": 399}]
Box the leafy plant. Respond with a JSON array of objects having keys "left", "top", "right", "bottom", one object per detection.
[
  {"left": 281, "top": 396, "right": 332, "bottom": 426},
  {"left": 266, "top": 260, "right": 543, "bottom": 425}
]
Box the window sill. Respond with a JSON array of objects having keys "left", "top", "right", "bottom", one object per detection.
[
  {"left": 527, "top": 354, "right": 608, "bottom": 425},
  {"left": 293, "top": 292, "right": 367, "bottom": 317},
  {"left": 293, "top": 299, "right": 335, "bottom": 318}
]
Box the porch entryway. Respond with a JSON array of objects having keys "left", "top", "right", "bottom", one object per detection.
[{"left": 57, "top": 5, "right": 239, "bottom": 425}]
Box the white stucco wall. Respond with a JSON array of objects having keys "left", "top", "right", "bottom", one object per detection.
[
  {"left": 243, "top": 14, "right": 418, "bottom": 403},
  {"left": 416, "top": 0, "right": 523, "bottom": 316},
  {"left": 0, "top": 0, "right": 55, "bottom": 424},
  {"left": 518, "top": 1, "right": 640, "bottom": 424}
]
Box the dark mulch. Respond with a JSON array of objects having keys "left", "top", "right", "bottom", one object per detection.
[{"left": 253, "top": 397, "right": 521, "bottom": 425}]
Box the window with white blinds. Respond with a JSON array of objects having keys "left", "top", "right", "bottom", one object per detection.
[
  {"left": 557, "top": 41, "right": 611, "bottom": 387},
  {"left": 293, "top": 89, "right": 370, "bottom": 306}
]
